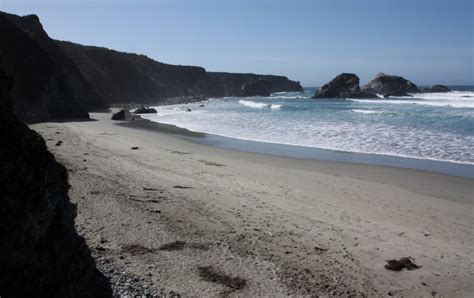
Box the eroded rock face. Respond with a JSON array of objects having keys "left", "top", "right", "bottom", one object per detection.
[
  {"left": 241, "top": 79, "right": 272, "bottom": 97},
  {"left": 362, "top": 73, "right": 420, "bottom": 96},
  {"left": 312, "top": 73, "right": 377, "bottom": 99},
  {"left": 0, "top": 67, "right": 112, "bottom": 297},
  {"left": 422, "top": 85, "right": 451, "bottom": 93}
]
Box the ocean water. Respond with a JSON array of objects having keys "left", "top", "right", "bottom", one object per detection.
[{"left": 140, "top": 87, "right": 474, "bottom": 167}]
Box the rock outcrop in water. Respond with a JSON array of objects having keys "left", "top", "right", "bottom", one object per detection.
[
  {"left": 57, "top": 41, "right": 303, "bottom": 103},
  {"left": 241, "top": 79, "right": 272, "bottom": 96},
  {"left": 134, "top": 106, "right": 158, "bottom": 114},
  {"left": 0, "top": 66, "right": 112, "bottom": 297},
  {"left": 421, "top": 85, "right": 451, "bottom": 93},
  {"left": 0, "top": 12, "right": 105, "bottom": 122},
  {"left": 362, "top": 73, "right": 420, "bottom": 97},
  {"left": 312, "top": 73, "right": 377, "bottom": 99}
]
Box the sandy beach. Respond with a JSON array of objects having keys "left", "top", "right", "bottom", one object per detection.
[{"left": 30, "top": 110, "right": 473, "bottom": 297}]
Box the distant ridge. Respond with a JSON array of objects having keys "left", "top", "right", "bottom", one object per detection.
[{"left": 57, "top": 41, "right": 303, "bottom": 104}]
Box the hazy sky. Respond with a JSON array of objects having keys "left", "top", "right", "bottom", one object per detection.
[{"left": 2, "top": 0, "right": 473, "bottom": 86}]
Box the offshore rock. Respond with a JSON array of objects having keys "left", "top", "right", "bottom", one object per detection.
[{"left": 312, "top": 73, "right": 377, "bottom": 99}]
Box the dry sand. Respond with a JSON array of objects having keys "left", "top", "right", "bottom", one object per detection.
[{"left": 31, "top": 110, "right": 473, "bottom": 297}]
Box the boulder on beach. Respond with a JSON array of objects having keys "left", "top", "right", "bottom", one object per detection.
[
  {"left": 241, "top": 79, "right": 272, "bottom": 97},
  {"left": 134, "top": 106, "right": 157, "bottom": 114},
  {"left": 312, "top": 73, "right": 377, "bottom": 99},
  {"left": 362, "top": 73, "right": 419, "bottom": 97},
  {"left": 421, "top": 85, "right": 451, "bottom": 93},
  {"left": 111, "top": 109, "right": 126, "bottom": 120}
]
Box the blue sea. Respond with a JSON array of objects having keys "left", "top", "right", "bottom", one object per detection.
[{"left": 139, "top": 87, "right": 474, "bottom": 177}]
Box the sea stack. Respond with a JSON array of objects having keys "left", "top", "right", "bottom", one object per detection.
[
  {"left": 422, "top": 85, "right": 451, "bottom": 93},
  {"left": 312, "top": 73, "right": 377, "bottom": 99},
  {"left": 362, "top": 73, "right": 420, "bottom": 97}
]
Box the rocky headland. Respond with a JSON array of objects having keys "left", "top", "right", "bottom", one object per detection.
[
  {"left": 0, "top": 11, "right": 302, "bottom": 122},
  {"left": 57, "top": 41, "right": 303, "bottom": 102}
]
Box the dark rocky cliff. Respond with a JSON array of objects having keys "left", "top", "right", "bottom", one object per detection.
[
  {"left": 57, "top": 41, "right": 303, "bottom": 103},
  {"left": 57, "top": 41, "right": 210, "bottom": 103},
  {"left": 0, "top": 66, "right": 112, "bottom": 297},
  {"left": 0, "top": 12, "right": 104, "bottom": 122},
  {"left": 1, "top": 11, "right": 301, "bottom": 120}
]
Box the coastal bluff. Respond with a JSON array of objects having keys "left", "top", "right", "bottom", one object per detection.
[
  {"left": 0, "top": 67, "right": 112, "bottom": 296},
  {"left": 0, "top": 11, "right": 302, "bottom": 122},
  {"left": 57, "top": 41, "right": 303, "bottom": 103}
]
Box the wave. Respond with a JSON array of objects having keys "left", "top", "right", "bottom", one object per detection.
[
  {"left": 352, "top": 109, "right": 384, "bottom": 114},
  {"left": 271, "top": 104, "right": 282, "bottom": 110},
  {"left": 239, "top": 100, "right": 282, "bottom": 110},
  {"left": 349, "top": 91, "right": 474, "bottom": 108},
  {"left": 239, "top": 100, "right": 269, "bottom": 108}
]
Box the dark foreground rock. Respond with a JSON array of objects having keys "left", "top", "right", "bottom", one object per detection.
[
  {"left": 421, "top": 85, "right": 451, "bottom": 93},
  {"left": 241, "top": 79, "right": 272, "bottom": 96},
  {"left": 362, "top": 73, "right": 420, "bottom": 97},
  {"left": 312, "top": 73, "right": 377, "bottom": 99},
  {"left": 134, "top": 106, "right": 158, "bottom": 114},
  {"left": 0, "top": 67, "right": 112, "bottom": 297},
  {"left": 111, "top": 109, "right": 126, "bottom": 120}
]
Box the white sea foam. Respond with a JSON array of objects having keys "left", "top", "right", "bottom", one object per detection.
[
  {"left": 350, "top": 91, "right": 474, "bottom": 108},
  {"left": 150, "top": 92, "right": 474, "bottom": 165},
  {"left": 352, "top": 109, "right": 384, "bottom": 114},
  {"left": 239, "top": 100, "right": 269, "bottom": 109}
]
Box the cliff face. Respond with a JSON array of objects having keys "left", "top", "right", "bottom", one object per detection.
[
  {"left": 0, "top": 12, "right": 104, "bottom": 122},
  {"left": 1, "top": 11, "right": 302, "bottom": 120},
  {"left": 0, "top": 66, "right": 111, "bottom": 297},
  {"left": 57, "top": 41, "right": 210, "bottom": 103},
  {"left": 57, "top": 41, "right": 303, "bottom": 103},
  {"left": 206, "top": 72, "right": 303, "bottom": 97}
]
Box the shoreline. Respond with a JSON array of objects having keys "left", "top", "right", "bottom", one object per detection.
[
  {"left": 30, "top": 110, "right": 474, "bottom": 296},
  {"left": 125, "top": 113, "right": 474, "bottom": 179}
]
